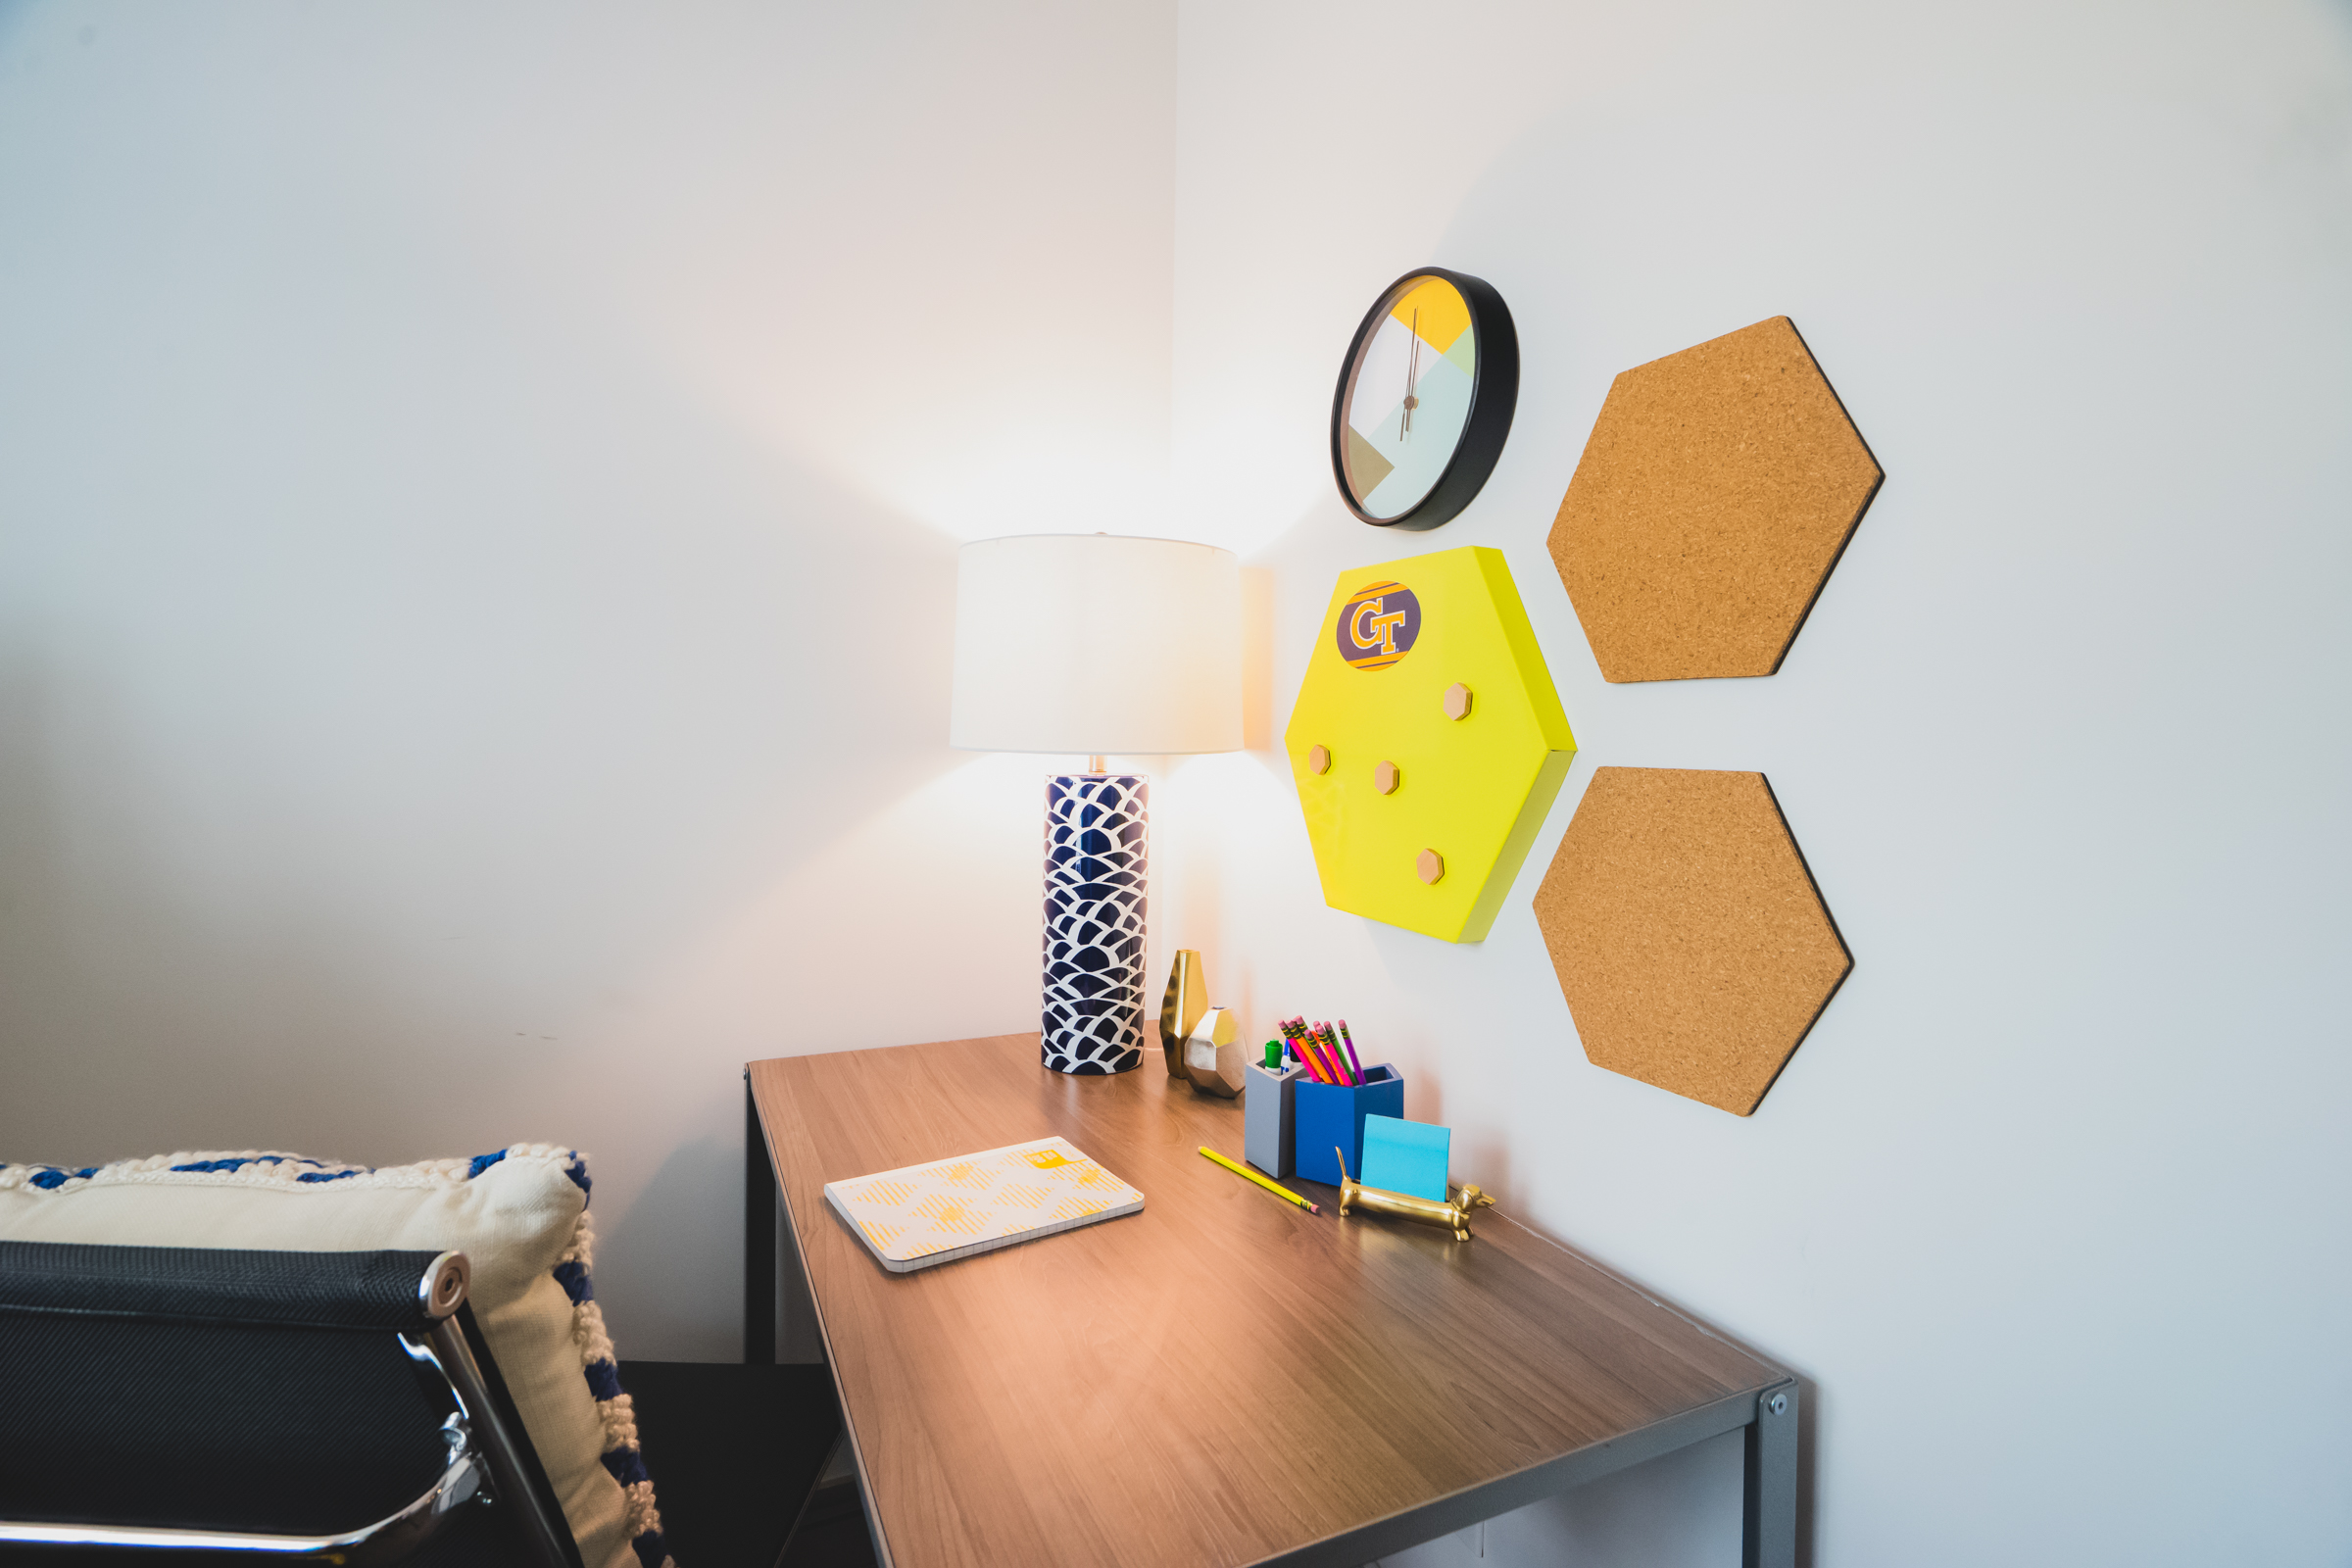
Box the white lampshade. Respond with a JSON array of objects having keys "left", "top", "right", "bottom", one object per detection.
[{"left": 950, "top": 534, "right": 1242, "bottom": 755}]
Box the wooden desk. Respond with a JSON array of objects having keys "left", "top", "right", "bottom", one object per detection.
[{"left": 746, "top": 1035, "right": 1795, "bottom": 1568}]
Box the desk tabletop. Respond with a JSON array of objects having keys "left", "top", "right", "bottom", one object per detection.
[{"left": 750, "top": 1034, "right": 1786, "bottom": 1568}]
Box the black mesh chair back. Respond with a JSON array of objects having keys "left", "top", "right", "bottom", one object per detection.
[{"left": 0, "top": 1240, "right": 581, "bottom": 1568}]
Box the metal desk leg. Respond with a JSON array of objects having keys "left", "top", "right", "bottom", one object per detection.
[
  {"left": 1742, "top": 1380, "right": 1797, "bottom": 1568},
  {"left": 744, "top": 1073, "right": 777, "bottom": 1365}
]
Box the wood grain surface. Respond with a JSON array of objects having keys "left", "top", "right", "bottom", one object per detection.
[
  {"left": 751, "top": 1035, "right": 1785, "bottom": 1568},
  {"left": 1533, "top": 768, "right": 1852, "bottom": 1116},
  {"left": 1547, "top": 316, "right": 1882, "bottom": 683}
]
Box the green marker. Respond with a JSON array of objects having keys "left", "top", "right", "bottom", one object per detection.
[{"left": 1263, "top": 1041, "right": 1282, "bottom": 1070}]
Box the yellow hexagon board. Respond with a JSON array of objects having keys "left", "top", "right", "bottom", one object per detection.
[{"left": 1285, "top": 547, "right": 1576, "bottom": 943}]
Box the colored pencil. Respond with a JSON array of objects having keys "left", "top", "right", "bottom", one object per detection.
[
  {"left": 1283, "top": 1018, "right": 1332, "bottom": 1084},
  {"left": 1317, "top": 1022, "right": 1357, "bottom": 1086},
  {"left": 1337, "top": 1020, "right": 1367, "bottom": 1084},
  {"left": 1284, "top": 1037, "right": 1322, "bottom": 1084},
  {"left": 1326, "top": 1041, "right": 1354, "bottom": 1087},
  {"left": 1303, "top": 1027, "right": 1344, "bottom": 1086},
  {"left": 1305, "top": 1038, "right": 1341, "bottom": 1086},
  {"left": 1199, "top": 1146, "right": 1320, "bottom": 1214},
  {"left": 1276, "top": 1019, "right": 1309, "bottom": 1079}
]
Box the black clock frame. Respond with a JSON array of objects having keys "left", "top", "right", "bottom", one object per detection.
[{"left": 1329, "top": 266, "right": 1519, "bottom": 531}]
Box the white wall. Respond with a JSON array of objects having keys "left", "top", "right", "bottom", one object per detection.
[
  {"left": 6, "top": 3, "right": 2351, "bottom": 1564},
  {"left": 0, "top": 0, "right": 1175, "bottom": 1359},
  {"left": 1160, "top": 2, "right": 2352, "bottom": 1565}
]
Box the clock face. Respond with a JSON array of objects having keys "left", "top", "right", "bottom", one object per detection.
[{"left": 1331, "top": 269, "right": 1517, "bottom": 531}]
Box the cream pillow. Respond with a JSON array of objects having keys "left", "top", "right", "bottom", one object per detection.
[{"left": 0, "top": 1144, "right": 670, "bottom": 1568}]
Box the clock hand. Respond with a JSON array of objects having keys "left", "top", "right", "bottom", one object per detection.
[{"left": 1401, "top": 308, "right": 1422, "bottom": 439}]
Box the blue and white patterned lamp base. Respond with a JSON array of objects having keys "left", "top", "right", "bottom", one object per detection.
[{"left": 1042, "top": 773, "right": 1149, "bottom": 1074}]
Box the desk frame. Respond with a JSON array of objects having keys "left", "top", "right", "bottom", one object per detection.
[{"left": 745, "top": 1056, "right": 1796, "bottom": 1568}]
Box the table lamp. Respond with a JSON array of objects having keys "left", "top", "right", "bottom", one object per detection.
[{"left": 950, "top": 533, "right": 1242, "bottom": 1073}]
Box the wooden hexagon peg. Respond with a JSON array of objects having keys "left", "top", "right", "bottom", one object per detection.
[
  {"left": 1374, "top": 760, "right": 1400, "bottom": 795},
  {"left": 1308, "top": 744, "right": 1331, "bottom": 774},
  {"left": 1549, "top": 317, "right": 1882, "bottom": 682},
  {"left": 1443, "top": 682, "right": 1473, "bottom": 720},
  {"left": 1416, "top": 849, "right": 1445, "bottom": 884},
  {"left": 1533, "top": 767, "right": 1850, "bottom": 1116}
]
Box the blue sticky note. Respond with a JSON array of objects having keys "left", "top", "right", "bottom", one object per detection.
[{"left": 1359, "top": 1115, "right": 1449, "bottom": 1201}]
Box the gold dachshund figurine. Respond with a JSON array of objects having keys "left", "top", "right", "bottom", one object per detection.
[{"left": 1334, "top": 1149, "right": 1497, "bottom": 1242}]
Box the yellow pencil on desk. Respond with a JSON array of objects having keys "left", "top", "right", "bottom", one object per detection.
[{"left": 1198, "top": 1146, "right": 1320, "bottom": 1214}]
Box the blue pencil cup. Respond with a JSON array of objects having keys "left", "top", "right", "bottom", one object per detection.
[{"left": 1293, "top": 1064, "right": 1403, "bottom": 1187}]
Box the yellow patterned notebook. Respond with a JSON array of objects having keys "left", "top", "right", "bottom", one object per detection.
[{"left": 823, "top": 1136, "right": 1146, "bottom": 1274}]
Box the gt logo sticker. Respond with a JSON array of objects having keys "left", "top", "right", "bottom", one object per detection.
[{"left": 1336, "top": 581, "right": 1421, "bottom": 670}]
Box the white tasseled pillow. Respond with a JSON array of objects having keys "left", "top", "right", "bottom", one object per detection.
[{"left": 0, "top": 1144, "right": 670, "bottom": 1568}]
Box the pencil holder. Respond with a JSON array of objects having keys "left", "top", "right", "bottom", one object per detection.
[
  {"left": 1293, "top": 1065, "right": 1403, "bottom": 1187},
  {"left": 1244, "top": 1060, "right": 1303, "bottom": 1178}
]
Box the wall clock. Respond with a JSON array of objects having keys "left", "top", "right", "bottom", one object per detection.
[{"left": 1330, "top": 268, "right": 1519, "bottom": 530}]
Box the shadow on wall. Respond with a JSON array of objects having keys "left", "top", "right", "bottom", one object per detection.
[{"left": 600, "top": 1131, "right": 746, "bottom": 1359}]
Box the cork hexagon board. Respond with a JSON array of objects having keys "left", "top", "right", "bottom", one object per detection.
[
  {"left": 1549, "top": 317, "right": 1882, "bottom": 682},
  {"left": 1286, "top": 546, "right": 1576, "bottom": 944},
  {"left": 1532, "top": 767, "right": 1849, "bottom": 1115}
]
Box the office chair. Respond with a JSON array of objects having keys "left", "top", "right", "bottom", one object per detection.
[{"left": 0, "top": 1241, "right": 848, "bottom": 1568}]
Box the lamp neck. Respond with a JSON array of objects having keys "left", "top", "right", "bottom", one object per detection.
[{"left": 1087, "top": 755, "right": 1105, "bottom": 775}]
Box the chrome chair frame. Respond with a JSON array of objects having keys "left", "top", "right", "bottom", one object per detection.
[{"left": 0, "top": 1249, "right": 580, "bottom": 1568}]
